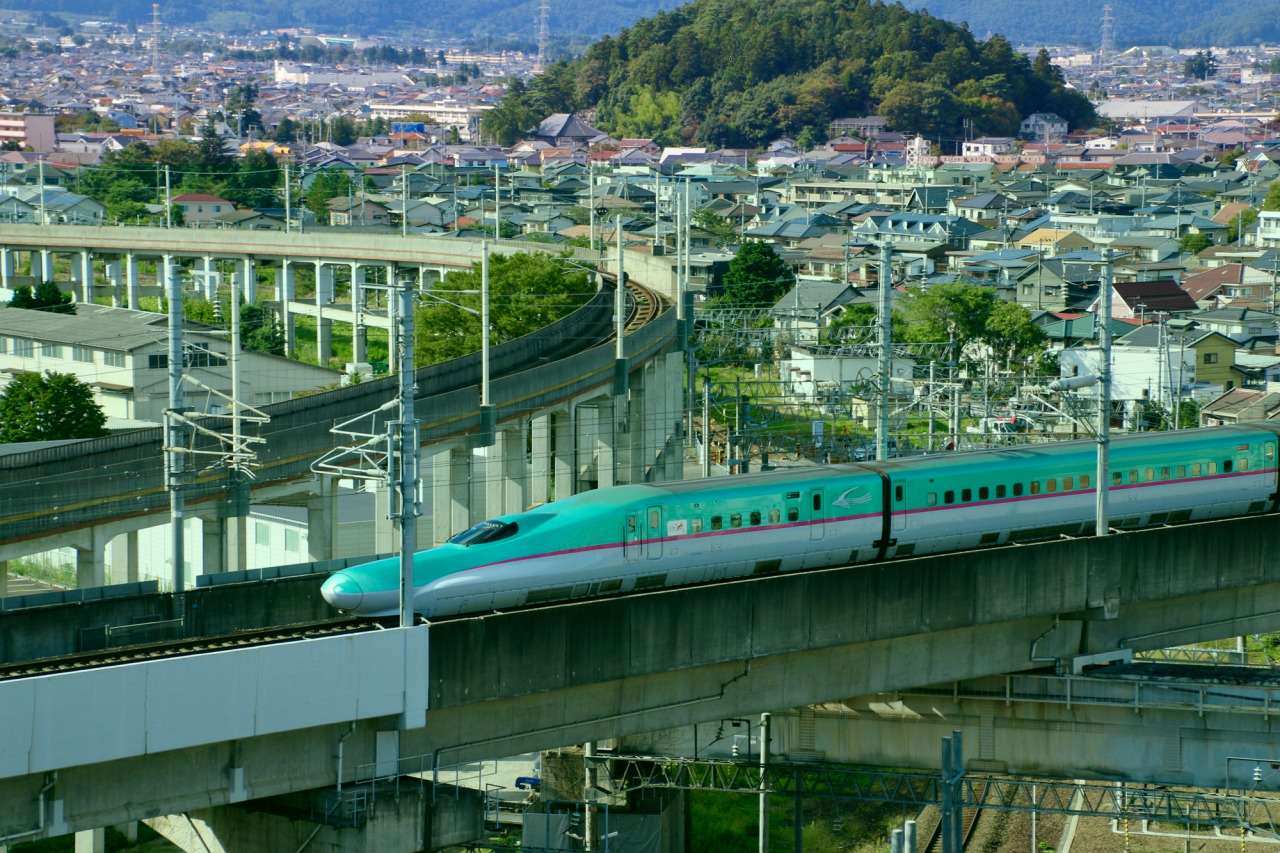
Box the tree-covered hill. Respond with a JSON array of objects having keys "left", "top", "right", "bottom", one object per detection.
[
  {"left": 485, "top": 0, "right": 1096, "bottom": 150},
  {"left": 898, "top": 0, "right": 1280, "bottom": 48}
]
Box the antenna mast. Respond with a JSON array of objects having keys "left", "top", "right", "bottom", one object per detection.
[
  {"left": 1099, "top": 5, "right": 1115, "bottom": 67},
  {"left": 151, "top": 3, "right": 161, "bottom": 70},
  {"left": 535, "top": 0, "right": 551, "bottom": 72}
]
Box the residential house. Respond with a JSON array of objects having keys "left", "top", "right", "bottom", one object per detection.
[
  {"left": 772, "top": 280, "right": 866, "bottom": 344},
  {"left": 171, "top": 193, "right": 235, "bottom": 226},
  {"left": 1200, "top": 388, "right": 1280, "bottom": 425},
  {"left": 961, "top": 137, "right": 1016, "bottom": 159},
  {"left": 1116, "top": 320, "right": 1242, "bottom": 391},
  {"left": 1094, "top": 280, "right": 1199, "bottom": 320},
  {"left": 1019, "top": 113, "right": 1068, "bottom": 141}
]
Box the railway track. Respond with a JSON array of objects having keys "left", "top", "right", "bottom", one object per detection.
[
  {"left": 922, "top": 780, "right": 987, "bottom": 852},
  {"left": 0, "top": 618, "right": 389, "bottom": 682}
]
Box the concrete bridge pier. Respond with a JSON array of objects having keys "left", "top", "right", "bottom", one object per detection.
[
  {"left": 103, "top": 260, "right": 122, "bottom": 306},
  {"left": 125, "top": 253, "right": 139, "bottom": 309},
  {"left": 483, "top": 422, "right": 529, "bottom": 518},
  {"left": 530, "top": 413, "right": 553, "bottom": 507},
  {"left": 73, "top": 526, "right": 109, "bottom": 589},
  {"left": 237, "top": 258, "right": 257, "bottom": 305},
  {"left": 198, "top": 513, "right": 248, "bottom": 575},
  {"left": 350, "top": 262, "right": 368, "bottom": 364},
  {"left": 279, "top": 259, "right": 297, "bottom": 355},
  {"left": 431, "top": 443, "right": 472, "bottom": 545},
  {"left": 74, "top": 827, "right": 104, "bottom": 853},
  {"left": 306, "top": 477, "right": 338, "bottom": 563},
  {"left": 109, "top": 531, "right": 139, "bottom": 585},
  {"left": 315, "top": 262, "right": 335, "bottom": 364},
  {"left": 145, "top": 784, "right": 484, "bottom": 853},
  {"left": 578, "top": 398, "right": 616, "bottom": 490},
  {"left": 663, "top": 352, "right": 685, "bottom": 481},
  {"left": 32, "top": 249, "right": 49, "bottom": 282},
  {"left": 554, "top": 408, "right": 577, "bottom": 501},
  {"left": 0, "top": 246, "right": 12, "bottom": 290}
]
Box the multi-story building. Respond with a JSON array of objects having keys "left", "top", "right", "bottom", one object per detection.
[
  {"left": 0, "top": 304, "right": 339, "bottom": 425},
  {"left": 0, "top": 112, "right": 56, "bottom": 152}
]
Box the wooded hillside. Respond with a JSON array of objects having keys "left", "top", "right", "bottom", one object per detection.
[{"left": 488, "top": 0, "right": 1097, "bottom": 149}]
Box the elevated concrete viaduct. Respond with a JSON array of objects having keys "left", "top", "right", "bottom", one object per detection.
[{"left": 3, "top": 513, "right": 1280, "bottom": 843}]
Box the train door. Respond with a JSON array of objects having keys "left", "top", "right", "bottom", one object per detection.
[
  {"left": 624, "top": 513, "right": 640, "bottom": 561},
  {"left": 892, "top": 480, "right": 906, "bottom": 532},
  {"left": 809, "top": 490, "right": 825, "bottom": 540},
  {"left": 646, "top": 506, "right": 663, "bottom": 559}
]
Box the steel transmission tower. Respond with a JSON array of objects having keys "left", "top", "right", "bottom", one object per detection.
[
  {"left": 536, "top": 0, "right": 551, "bottom": 71},
  {"left": 1099, "top": 5, "right": 1115, "bottom": 66},
  {"left": 151, "top": 4, "right": 161, "bottom": 69}
]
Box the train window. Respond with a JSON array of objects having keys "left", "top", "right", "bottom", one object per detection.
[
  {"left": 1046, "top": 479, "right": 1057, "bottom": 493},
  {"left": 1081, "top": 475, "right": 1090, "bottom": 488},
  {"left": 1240, "top": 458, "right": 1249, "bottom": 472},
  {"left": 599, "top": 579, "right": 623, "bottom": 593},
  {"left": 961, "top": 488, "right": 971, "bottom": 502},
  {"left": 812, "top": 493, "right": 823, "bottom": 510},
  {"left": 1145, "top": 468, "right": 1154, "bottom": 482},
  {"left": 787, "top": 507, "right": 799, "bottom": 522},
  {"left": 635, "top": 574, "right": 667, "bottom": 590},
  {"left": 526, "top": 586, "right": 573, "bottom": 604},
  {"left": 448, "top": 519, "right": 519, "bottom": 546},
  {"left": 649, "top": 510, "right": 660, "bottom": 529},
  {"left": 1030, "top": 481, "right": 1041, "bottom": 495},
  {"left": 927, "top": 493, "right": 937, "bottom": 506},
  {"left": 691, "top": 518, "right": 703, "bottom": 533},
  {"left": 1193, "top": 463, "right": 1202, "bottom": 476},
  {"left": 1177, "top": 465, "right": 1186, "bottom": 477},
  {"left": 979, "top": 486, "right": 989, "bottom": 500},
  {"left": 786, "top": 491, "right": 800, "bottom": 499},
  {"left": 711, "top": 516, "right": 723, "bottom": 530},
  {"left": 1128, "top": 471, "right": 1138, "bottom": 484},
  {"left": 1208, "top": 462, "right": 1218, "bottom": 474},
  {"left": 750, "top": 511, "right": 761, "bottom": 525},
  {"left": 996, "top": 485, "right": 1007, "bottom": 498},
  {"left": 895, "top": 485, "right": 904, "bottom": 502},
  {"left": 944, "top": 490, "right": 955, "bottom": 504},
  {"left": 730, "top": 513, "right": 742, "bottom": 528},
  {"left": 1160, "top": 467, "right": 1170, "bottom": 480},
  {"left": 769, "top": 509, "right": 780, "bottom": 524},
  {"left": 1112, "top": 472, "right": 1122, "bottom": 485},
  {"left": 1063, "top": 477, "right": 1073, "bottom": 491},
  {"left": 1013, "top": 483, "right": 1023, "bottom": 497},
  {"left": 1223, "top": 460, "right": 1233, "bottom": 473},
  {"left": 1268, "top": 445, "right": 1275, "bottom": 461}
]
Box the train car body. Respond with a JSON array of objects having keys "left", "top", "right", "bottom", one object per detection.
[{"left": 320, "top": 424, "right": 1280, "bottom": 618}]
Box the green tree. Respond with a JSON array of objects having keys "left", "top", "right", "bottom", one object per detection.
[
  {"left": 0, "top": 371, "right": 108, "bottom": 442},
  {"left": 1262, "top": 181, "right": 1280, "bottom": 212},
  {"left": 1228, "top": 208, "right": 1257, "bottom": 243},
  {"left": 274, "top": 116, "right": 298, "bottom": 143},
  {"left": 692, "top": 208, "right": 738, "bottom": 245},
  {"left": 481, "top": 99, "right": 541, "bottom": 146},
  {"left": 413, "top": 252, "right": 592, "bottom": 365},
  {"left": 898, "top": 283, "right": 999, "bottom": 359},
  {"left": 984, "top": 300, "right": 1046, "bottom": 368},
  {"left": 1179, "top": 232, "right": 1213, "bottom": 255},
  {"left": 8, "top": 281, "right": 74, "bottom": 313},
  {"left": 715, "top": 242, "right": 795, "bottom": 308},
  {"left": 1184, "top": 50, "right": 1217, "bottom": 80}
]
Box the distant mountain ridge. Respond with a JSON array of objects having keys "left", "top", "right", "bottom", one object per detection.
[
  {"left": 897, "top": 0, "right": 1280, "bottom": 48},
  {"left": 18, "top": 0, "right": 1276, "bottom": 46}
]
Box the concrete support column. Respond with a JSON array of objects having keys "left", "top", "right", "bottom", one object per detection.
[
  {"left": 665, "top": 353, "right": 684, "bottom": 481},
  {"left": 79, "top": 251, "right": 92, "bottom": 303},
  {"left": 432, "top": 444, "right": 471, "bottom": 545},
  {"left": 160, "top": 255, "right": 175, "bottom": 297},
  {"left": 200, "top": 515, "right": 225, "bottom": 574},
  {"left": 628, "top": 365, "right": 647, "bottom": 485},
  {"left": 227, "top": 516, "right": 248, "bottom": 574},
  {"left": 74, "top": 827, "right": 104, "bottom": 853},
  {"left": 306, "top": 477, "right": 337, "bottom": 562},
  {"left": 485, "top": 424, "right": 527, "bottom": 518},
  {"left": 351, "top": 262, "right": 367, "bottom": 364},
  {"left": 0, "top": 246, "right": 11, "bottom": 290},
  {"left": 589, "top": 399, "right": 616, "bottom": 489},
  {"left": 241, "top": 257, "right": 257, "bottom": 304},
  {"left": 315, "top": 262, "right": 334, "bottom": 365},
  {"left": 554, "top": 408, "right": 576, "bottom": 501},
  {"left": 74, "top": 527, "right": 107, "bottom": 589},
  {"left": 104, "top": 260, "right": 122, "bottom": 306},
  {"left": 280, "top": 259, "right": 296, "bottom": 356},
  {"left": 0, "top": 558, "right": 8, "bottom": 598},
  {"left": 110, "top": 530, "right": 139, "bottom": 584},
  {"left": 530, "top": 414, "right": 552, "bottom": 506},
  {"left": 36, "top": 249, "right": 50, "bottom": 281},
  {"left": 125, "top": 253, "right": 139, "bottom": 309}
]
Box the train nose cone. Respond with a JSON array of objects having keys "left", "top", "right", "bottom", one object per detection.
[{"left": 321, "top": 574, "right": 364, "bottom": 612}]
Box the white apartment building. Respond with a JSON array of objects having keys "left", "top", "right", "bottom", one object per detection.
[{"left": 0, "top": 304, "right": 339, "bottom": 426}]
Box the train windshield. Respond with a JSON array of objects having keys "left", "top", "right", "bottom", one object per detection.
[{"left": 448, "top": 519, "right": 519, "bottom": 546}]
